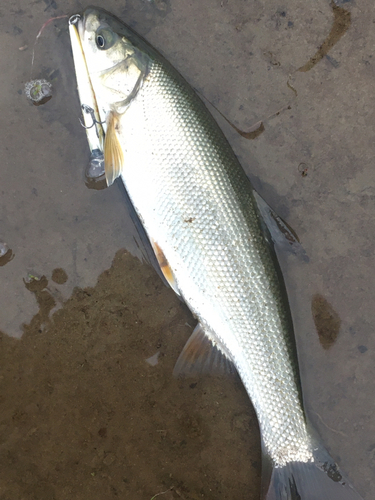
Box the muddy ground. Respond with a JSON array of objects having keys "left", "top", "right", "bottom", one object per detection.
[{"left": 0, "top": 251, "right": 260, "bottom": 499}]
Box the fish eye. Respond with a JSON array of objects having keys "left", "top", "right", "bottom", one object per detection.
[{"left": 95, "top": 28, "right": 116, "bottom": 50}]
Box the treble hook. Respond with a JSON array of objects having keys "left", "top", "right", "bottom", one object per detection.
[{"left": 79, "top": 104, "right": 106, "bottom": 138}]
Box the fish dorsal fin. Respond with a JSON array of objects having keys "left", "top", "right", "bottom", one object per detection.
[
  {"left": 150, "top": 239, "right": 180, "bottom": 296},
  {"left": 104, "top": 110, "right": 124, "bottom": 186},
  {"left": 173, "top": 323, "right": 236, "bottom": 377},
  {"left": 253, "top": 190, "right": 308, "bottom": 262}
]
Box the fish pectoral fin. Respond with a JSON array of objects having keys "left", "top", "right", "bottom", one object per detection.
[
  {"left": 253, "top": 190, "right": 309, "bottom": 262},
  {"left": 150, "top": 239, "right": 180, "bottom": 296},
  {"left": 104, "top": 110, "right": 124, "bottom": 186},
  {"left": 173, "top": 323, "right": 236, "bottom": 377}
]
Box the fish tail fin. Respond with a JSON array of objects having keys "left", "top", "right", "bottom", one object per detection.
[{"left": 262, "top": 443, "right": 363, "bottom": 500}]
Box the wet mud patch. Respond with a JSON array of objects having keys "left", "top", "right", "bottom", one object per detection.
[
  {"left": 0, "top": 250, "right": 260, "bottom": 499},
  {"left": 298, "top": 2, "right": 351, "bottom": 72},
  {"left": 311, "top": 293, "right": 341, "bottom": 349}
]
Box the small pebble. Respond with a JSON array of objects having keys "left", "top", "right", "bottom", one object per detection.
[
  {"left": 146, "top": 352, "right": 160, "bottom": 366},
  {"left": 0, "top": 241, "right": 9, "bottom": 257}
]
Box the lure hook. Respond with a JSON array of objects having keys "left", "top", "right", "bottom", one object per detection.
[{"left": 79, "top": 104, "right": 106, "bottom": 138}]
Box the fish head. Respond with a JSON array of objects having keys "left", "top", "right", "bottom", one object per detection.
[{"left": 75, "top": 7, "right": 149, "bottom": 113}]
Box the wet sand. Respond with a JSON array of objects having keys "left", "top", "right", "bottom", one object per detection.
[{"left": 0, "top": 250, "right": 260, "bottom": 499}]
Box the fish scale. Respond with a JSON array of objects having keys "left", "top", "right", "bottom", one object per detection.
[
  {"left": 71, "top": 8, "right": 364, "bottom": 498},
  {"left": 114, "top": 58, "right": 311, "bottom": 466}
]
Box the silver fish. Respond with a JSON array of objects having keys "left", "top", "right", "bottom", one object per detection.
[{"left": 69, "top": 8, "right": 363, "bottom": 500}]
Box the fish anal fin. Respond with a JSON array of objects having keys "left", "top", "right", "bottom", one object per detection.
[
  {"left": 104, "top": 110, "right": 124, "bottom": 186},
  {"left": 150, "top": 240, "right": 180, "bottom": 295},
  {"left": 173, "top": 323, "right": 236, "bottom": 377}
]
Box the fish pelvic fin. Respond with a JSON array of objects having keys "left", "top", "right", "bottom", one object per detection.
[
  {"left": 104, "top": 110, "right": 124, "bottom": 186},
  {"left": 173, "top": 323, "right": 236, "bottom": 377},
  {"left": 263, "top": 442, "right": 363, "bottom": 500}
]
